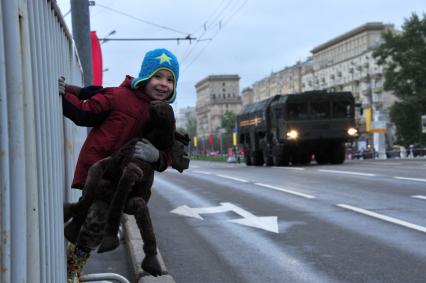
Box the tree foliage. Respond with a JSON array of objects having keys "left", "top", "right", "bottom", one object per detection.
[
  {"left": 185, "top": 115, "right": 197, "bottom": 138},
  {"left": 221, "top": 111, "right": 236, "bottom": 133},
  {"left": 373, "top": 13, "right": 426, "bottom": 144}
]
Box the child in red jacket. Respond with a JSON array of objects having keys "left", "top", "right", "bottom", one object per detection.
[{"left": 60, "top": 48, "right": 179, "bottom": 282}]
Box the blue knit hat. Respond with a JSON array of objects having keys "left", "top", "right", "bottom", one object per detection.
[{"left": 131, "top": 48, "right": 179, "bottom": 103}]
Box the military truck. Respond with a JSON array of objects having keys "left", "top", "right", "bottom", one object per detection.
[{"left": 237, "top": 91, "right": 358, "bottom": 166}]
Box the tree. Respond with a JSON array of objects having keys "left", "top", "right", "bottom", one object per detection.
[
  {"left": 185, "top": 115, "right": 197, "bottom": 138},
  {"left": 373, "top": 13, "right": 426, "bottom": 145},
  {"left": 221, "top": 111, "right": 236, "bottom": 133}
]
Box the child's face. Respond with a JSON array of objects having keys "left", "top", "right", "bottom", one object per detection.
[{"left": 144, "top": 69, "right": 174, "bottom": 101}]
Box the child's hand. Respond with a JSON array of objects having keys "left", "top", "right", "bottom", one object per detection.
[
  {"left": 58, "top": 76, "right": 65, "bottom": 96},
  {"left": 134, "top": 139, "right": 160, "bottom": 163}
]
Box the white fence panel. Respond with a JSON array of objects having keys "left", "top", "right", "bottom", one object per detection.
[{"left": 0, "top": 0, "right": 85, "bottom": 282}]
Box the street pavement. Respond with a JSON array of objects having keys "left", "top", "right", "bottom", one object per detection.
[{"left": 81, "top": 157, "right": 426, "bottom": 283}]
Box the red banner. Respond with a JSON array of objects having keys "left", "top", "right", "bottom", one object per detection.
[
  {"left": 209, "top": 133, "right": 213, "bottom": 145},
  {"left": 90, "top": 31, "right": 103, "bottom": 85}
]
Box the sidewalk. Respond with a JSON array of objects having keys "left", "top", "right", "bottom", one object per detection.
[{"left": 123, "top": 215, "right": 176, "bottom": 283}]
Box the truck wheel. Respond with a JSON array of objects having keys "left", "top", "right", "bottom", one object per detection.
[
  {"left": 330, "top": 143, "right": 346, "bottom": 164},
  {"left": 251, "top": 150, "right": 264, "bottom": 166},
  {"left": 244, "top": 148, "right": 252, "bottom": 166},
  {"left": 263, "top": 146, "right": 273, "bottom": 166},
  {"left": 272, "top": 145, "right": 289, "bottom": 166}
]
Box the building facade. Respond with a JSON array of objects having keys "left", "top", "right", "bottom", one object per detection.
[
  {"left": 305, "top": 22, "right": 396, "bottom": 156},
  {"left": 243, "top": 22, "right": 397, "bottom": 156},
  {"left": 250, "top": 63, "right": 303, "bottom": 102},
  {"left": 195, "top": 75, "right": 242, "bottom": 139},
  {"left": 176, "top": 106, "right": 196, "bottom": 130}
]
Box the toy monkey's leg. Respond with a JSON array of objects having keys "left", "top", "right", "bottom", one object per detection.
[
  {"left": 64, "top": 158, "right": 109, "bottom": 243},
  {"left": 76, "top": 200, "right": 109, "bottom": 249},
  {"left": 67, "top": 200, "right": 109, "bottom": 282},
  {"left": 125, "top": 196, "right": 162, "bottom": 276},
  {"left": 97, "top": 162, "right": 143, "bottom": 253}
]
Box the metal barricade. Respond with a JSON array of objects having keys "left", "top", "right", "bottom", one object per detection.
[{"left": 0, "top": 0, "right": 85, "bottom": 282}]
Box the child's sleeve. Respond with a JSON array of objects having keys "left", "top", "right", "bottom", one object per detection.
[{"left": 62, "top": 89, "right": 112, "bottom": 126}]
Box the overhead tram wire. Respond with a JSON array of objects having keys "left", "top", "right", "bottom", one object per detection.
[
  {"left": 181, "top": 0, "right": 249, "bottom": 74},
  {"left": 181, "top": 0, "right": 229, "bottom": 61},
  {"left": 181, "top": 0, "right": 244, "bottom": 64},
  {"left": 95, "top": 3, "right": 191, "bottom": 36}
]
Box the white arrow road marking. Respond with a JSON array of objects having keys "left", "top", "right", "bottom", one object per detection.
[
  {"left": 412, "top": 195, "right": 426, "bottom": 200},
  {"left": 394, "top": 176, "right": 426, "bottom": 183},
  {"left": 318, "top": 169, "right": 376, "bottom": 177},
  {"left": 170, "top": 204, "right": 230, "bottom": 220},
  {"left": 216, "top": 174, "right": 249, "bottom": 183},
  {"left": 221, "top": 202, "right": 279, "bottom": 233},
  {"left": 337, "top": 204, "right": 426, "bottom": 233},
  {"left": 255, "top": 183, "right": 316, "bottom": 199},
  {"left": 171, "top": 202, "right": 279, "bottom": 233}
]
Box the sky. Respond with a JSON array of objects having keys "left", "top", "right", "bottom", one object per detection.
[{"left": 56, "top": 0, "right": 425, "bottom": 110}]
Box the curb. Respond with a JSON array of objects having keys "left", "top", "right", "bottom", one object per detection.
[{"left": 123, "top": 214, "right": 176, "bottom": 283}]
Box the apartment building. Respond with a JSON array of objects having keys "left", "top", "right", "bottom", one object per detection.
[
  {"left": 195, "top": 75, "right": 242, "bottom": 138},
  {"left": 243, "top": 22, "right": 397, "bottom": 156}
]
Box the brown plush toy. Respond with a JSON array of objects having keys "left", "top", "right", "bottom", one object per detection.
[{"left": 63, "top": 101, "right": 190, "bottom": 276}]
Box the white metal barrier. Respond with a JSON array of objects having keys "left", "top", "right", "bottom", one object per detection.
[{"left": 0, "top": 0, "right": 85, "bottom": 282}]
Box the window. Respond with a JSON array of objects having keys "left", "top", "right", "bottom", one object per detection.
[
  {"left": 310, "top": 101, "right": 330, "bottom": 118},
  {"left": 333, "top": 100, "right": 352, "bottom": 118},
  {"left": 287, "top": 103, "right": 308, "bottom": 119}
]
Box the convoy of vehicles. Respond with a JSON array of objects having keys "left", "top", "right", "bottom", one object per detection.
[{"left": 237, "top": 91, "right": 358, "bottom": 166}]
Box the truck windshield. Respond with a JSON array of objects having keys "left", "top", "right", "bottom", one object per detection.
[
  {"left": 333, "top": 100, "right": 353, "bottom": 118},
  {"left": 310, "top": 101, "right": 330, "bottom": 118},
  {"left": 287, "top": 102, "right": 308, "bottom": 119}
]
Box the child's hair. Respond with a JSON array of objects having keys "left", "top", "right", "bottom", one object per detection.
[{"left": 131, "top": 48, "right": 179, "bottom": 103}]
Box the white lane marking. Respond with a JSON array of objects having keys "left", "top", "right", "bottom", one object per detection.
[
  {"left": 319, "top": 169, "right": 376, "bottom": 177},
  {"left": 255, "top": 183, "right": 316, "bottom": 199},
  {"left": 171, "top": 202, "right": 279, "bottom": 233},
  {"left": 412, "top": 195, "right": 426, "bottom": 200},
  {"left": 272, "top": 166, "right": 305, "bottom": 171},
  {"left": 193, "top": 170, "right": 213, "bottom": 175},
  {"left": 393, "top": 176, "right": 426, "bottom": 183},
  {"left": 216, "top": 174, "right": 249, "bottom": 183},
  {"left": 337, "top": 204, "right": 426, "bottom": 233}
]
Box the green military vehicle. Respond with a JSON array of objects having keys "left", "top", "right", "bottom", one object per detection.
[{"left": 237, "top": 91, "right": 358, "bottom": 166}]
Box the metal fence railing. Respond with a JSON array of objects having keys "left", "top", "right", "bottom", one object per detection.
[{"left": 1, "top": 0, "right": 85, "bottom": 282}]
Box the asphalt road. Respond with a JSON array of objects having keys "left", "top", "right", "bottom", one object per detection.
[{"left": 148, "top": 159, "right": 426, "bottom": 283}]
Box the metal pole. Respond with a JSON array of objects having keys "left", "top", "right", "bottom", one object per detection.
[
  {"left": 71, "top": 0, "right": 92, "bottom": 86},
  {"left": 2, "top": 0, "right": 27, "bottom": 281},
  {"left": 0, "top": 1, "right": 12, "bottom": 281}
]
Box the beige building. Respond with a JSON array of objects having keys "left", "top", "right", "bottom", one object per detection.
[
  {"left": 305, "top": 22, "right": 397, "bottom": 156},
  {"left": 242, "top": 22, "right": 397, "bottom": 156},
  {"left": 195, "top": 75, "right": 242, "bottom": 138},
  {"left": 250, "top": 63, "right": 303, "bottom": 103}
]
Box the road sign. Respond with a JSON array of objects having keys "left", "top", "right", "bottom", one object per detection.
[{"left": 171, "top": 202, "right": 279, "bottom": 233}]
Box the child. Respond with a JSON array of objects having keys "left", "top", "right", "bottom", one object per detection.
[{"left": 60, "top": 48, "right": 179, "bottom": 282}]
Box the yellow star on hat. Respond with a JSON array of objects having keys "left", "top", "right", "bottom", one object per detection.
[{"left": 156, "top": 53, "right": 172, "bottom": 65}]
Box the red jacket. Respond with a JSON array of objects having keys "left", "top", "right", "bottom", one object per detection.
[{"left": 63, "top": 75, "right": 171, "bottom": 189}]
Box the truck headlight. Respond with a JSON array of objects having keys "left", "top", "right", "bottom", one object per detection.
[
  {"left": 286, "top": 130, "right": 299, "bottom": 139},
  {"left": 347, "top": 128, "right": 358, "bottom": 136}
]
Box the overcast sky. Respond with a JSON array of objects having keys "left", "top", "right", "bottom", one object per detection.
[{"left": 56, "top": 0, "right": 425, "bottom": 110}]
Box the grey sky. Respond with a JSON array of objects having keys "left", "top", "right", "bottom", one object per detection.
[{"left": 56, "top": 0, "right": 425, "bottom": 110}]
